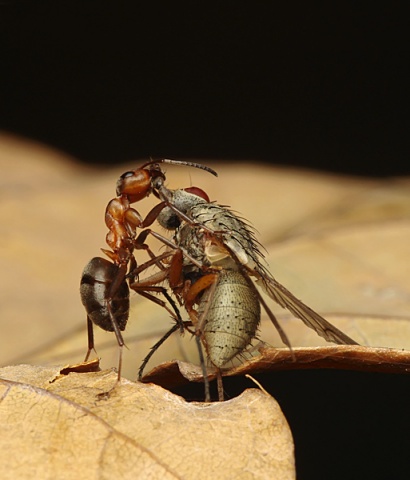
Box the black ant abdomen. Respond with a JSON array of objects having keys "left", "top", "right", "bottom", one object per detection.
[{"left": 80, "top": 257, "right": 129, "bottom": 333}]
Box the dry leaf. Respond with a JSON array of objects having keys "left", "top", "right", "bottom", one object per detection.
[
  {"left": 1, "top": 132, "right": 409, "bottom": 378},
  {"left": 141, "top": 345, "right": 410, "bottom": 390},
  {"left": 0, "top": 365, "right": 295, "bottom": 480},
  {"left": 1, "top": 132, "right": 409, "bottom": 479}
]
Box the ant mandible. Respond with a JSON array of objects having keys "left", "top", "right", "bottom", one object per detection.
[{"left": 80, "top": 159, "right": 217, "bottom": 382}]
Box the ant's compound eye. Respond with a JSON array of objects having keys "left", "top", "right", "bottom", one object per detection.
[
  {"left": 116, "top": 169, "right": 152, "bottom": 198},
  {"left": 116, "top": 172, "right": 135, "bottom": 195},
  {"left": 120, "top": 171, "right": 134, "bottom": 179}
]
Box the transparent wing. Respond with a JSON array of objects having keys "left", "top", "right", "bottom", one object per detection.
[
  {"left": 186, "top": 201, "right": 358, "bottom": 346},
  {"left": 254, "top": 268, "right": 358, "bottom": 345}
]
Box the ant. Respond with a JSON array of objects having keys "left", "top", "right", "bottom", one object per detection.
[{"left": 80, "top": 159, "right": 217, "bottom": 383}]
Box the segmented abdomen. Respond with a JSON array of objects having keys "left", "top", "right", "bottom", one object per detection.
[
  {"left": 80, "top": 257, "right": 129, "bottom": 332},
  {"left": 199, "top": 270, "right": 261, "bottom": 368}
]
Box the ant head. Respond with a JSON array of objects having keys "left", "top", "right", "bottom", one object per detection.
[{"left": 116, "top": 166, "right": 166, "bottom": 202}]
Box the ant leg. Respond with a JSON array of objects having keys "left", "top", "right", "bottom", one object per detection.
[
  {"left": 129, "top": 260, "right": 184, "bottom": 332},
  {"left": 133, "top": 272, "right": 211, "bottom": 399},
  {"left": 135, "top": 229, "right": 206, "bottom": 270},
  {"left": 128, "top": 250, "right": 185, "bottom": 332},
  {"left": 104, "top": 262, "right": 128, "bottom": 382},
  {"left": 84, "top": 315, "right": 95, "bottom": 361},
  {"left": 107, "top": 300, "right": 126, "bottom": 383},
  {"left": 133, "top": 287, "right": 185, "bottom": 333},
  {"left": 125, "top": 201, "right": 166, "bottom": 230},
  {"left": 128, "top": 251, "right": 174, "bottom": 280},
  {"left": 138, "top": 322, "right": 181, "bottom": 381},
  {"left": 81, "top": 257, "right": 129, "bottom": 383},
  {"left": 132, "top": 232, "right": 220, "bottom": 401},
  {"left": 138, "top": 320, "right": 211, "bottom": 402}
]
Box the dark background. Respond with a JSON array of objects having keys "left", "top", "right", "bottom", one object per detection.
[
  {"left": 1, "top": 3, "right": 409, "bottom": 479},
  {"left": 173, "top": 370, "right": 409, "bottom": 480},
  {"left": 1, "top": 2, "right": 409, "bottom": 176}
]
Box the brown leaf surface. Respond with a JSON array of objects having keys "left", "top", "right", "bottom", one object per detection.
[
  {"left": 0, "top": 365, "right": 295, "bottom": 479},
  {"left": 142, "top": 345, "right": 410, "bottom": 389},
  {"left": 1, "top": 133, "right": 409, "bottom": 380}
]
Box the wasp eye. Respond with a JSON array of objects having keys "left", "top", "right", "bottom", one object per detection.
[
  {"left": 157, "top": 207, "right": 181, "bottom": 230},
  {"left": 184, "top": 187, "right": 210, "bottom": 202},
  {"left": 152, "top": 176, "right": 164, "bottom": 189},
  {"left": 167, "top": 215, "right": 181, "bottom": 229}
]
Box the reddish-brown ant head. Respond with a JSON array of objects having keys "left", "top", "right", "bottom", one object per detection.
[
  {"left": 117, "top": 159, "right": 217, "bottom": 203},
  {"left": 116, "top": 166, "right": 165, "bottom": 203}
]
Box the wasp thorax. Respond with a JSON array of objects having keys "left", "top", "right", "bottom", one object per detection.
[{"left": 157, "top": 189, "right": 207, "bottom": 230}]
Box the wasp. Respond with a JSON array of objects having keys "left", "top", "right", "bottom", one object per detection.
[
  {"left": 80, "top": 159, "right": 217, "bottom": 382},
  {"left": 150, "top": 182, "right": 358, "bottom": 400}
]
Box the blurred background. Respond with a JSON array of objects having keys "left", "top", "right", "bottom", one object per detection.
[
  {"left": 1, "top": 2, "right": 408, "bottom": 175},
  {"left": 1, "top": 3, "right": 409, "bottom": 479}
]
